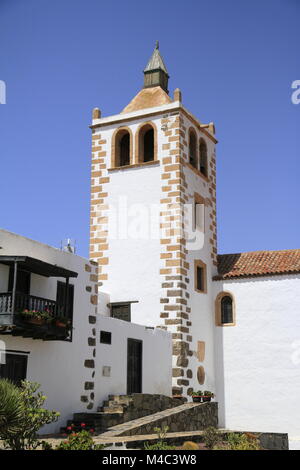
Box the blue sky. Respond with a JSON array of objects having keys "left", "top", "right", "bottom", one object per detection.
[{"left": 0, "top": 0, "right": 299, "bottom": 257}]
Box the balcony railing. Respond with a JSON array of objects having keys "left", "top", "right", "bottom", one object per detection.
[{"left": 0, "top": 292, "right": 71, "bottom": 341}]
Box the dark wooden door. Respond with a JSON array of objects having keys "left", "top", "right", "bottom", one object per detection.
[
  {"left": 56, "top": 281, "right": 74, "bottom": 320},
  {"left": 0, "top": 353, "right": 28, "bottom": 386},
  {"left": 127, "top": 339, "right": 142, "bottom": 394}
]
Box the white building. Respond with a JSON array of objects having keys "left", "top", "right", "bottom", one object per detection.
[
  {"left": 0, "top": 229, "right": 172, "bottom": 433},
  {"left": 89, "top": 43, "right": 300, "bottom": 447},
  {"left": 1, "top": 43, "right": 299, "bottom": 446}
]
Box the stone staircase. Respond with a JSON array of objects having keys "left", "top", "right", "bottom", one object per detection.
[
  {"left": 100, "top": 394, "right": 134, "bottom": 414},
  {"left": 99, "top": 402, "right": 218, "bottom": 439},
  {"left": 60, "top": 393, "right": 186, "bottom": 435}
]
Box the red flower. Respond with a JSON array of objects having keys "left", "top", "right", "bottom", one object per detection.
[
  {"left": 67, "top": 426, "right": 72, "bottom": 430},
  {"left": 90, "top": 429, "right": 94, "bottom": 433},
  {"left": 81, "top": 422, "right": 86, "bottom": 427}
]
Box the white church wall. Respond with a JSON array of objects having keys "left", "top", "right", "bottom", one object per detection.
[
  {"left": 214, "top": 274, "right": 300, "bottom": 442},
  {"left": 94, "top": 316, "right": 172, "bottom": 404}
]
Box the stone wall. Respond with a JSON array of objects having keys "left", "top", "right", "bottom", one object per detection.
[
  {"left": 118, "top": 402, "right": 218, "bottom": 436},
  {"left": 122, "top": 393, "right": 186, "bottom": 422}
]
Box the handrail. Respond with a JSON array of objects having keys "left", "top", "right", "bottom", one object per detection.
[{"left": 0, "top": 292, "right": 66, "bottom": 317}]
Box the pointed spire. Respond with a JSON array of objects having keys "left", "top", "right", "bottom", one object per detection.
[{"left": 143, "top": 42, "right": 169, "bottom": 93}]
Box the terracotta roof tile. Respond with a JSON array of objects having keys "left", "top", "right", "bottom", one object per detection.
[
  {"left": 121, "top": 86, "right": 172, "bottom": 113},
  {"left": 214, "top": 249, "right": 300, "bottom": 280}
]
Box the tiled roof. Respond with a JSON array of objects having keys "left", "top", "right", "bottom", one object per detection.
[
  {"left": 121, "top": 86, "right": 172, "bottom": 113},
  {"left": 214, "top": 249, "right": 300, "bottom": 280}
]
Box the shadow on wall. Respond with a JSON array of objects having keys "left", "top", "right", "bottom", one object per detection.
[{"left": 214, "top": 326, "right": 225, "bottom": 427}]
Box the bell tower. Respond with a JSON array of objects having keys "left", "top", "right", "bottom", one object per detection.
[{"left": 89, "top": 43, "right": 218, "bottom": 396}]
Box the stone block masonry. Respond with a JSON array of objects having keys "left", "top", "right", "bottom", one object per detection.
[{"left": 100, "top": 402, "right": 218, "bottom": 438}]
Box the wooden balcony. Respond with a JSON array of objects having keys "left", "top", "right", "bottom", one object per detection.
[
  {"left": 0, "top": 255, "right": 78, "bottom": 341},
  {"left": 0, "top": 292, "right": 71, "bottom": 340}
]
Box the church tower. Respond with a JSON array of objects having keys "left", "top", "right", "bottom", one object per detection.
[{"left": 89, "top": 43, "right": 218, "bottom": 396}]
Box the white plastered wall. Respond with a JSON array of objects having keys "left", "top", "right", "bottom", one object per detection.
[
  {"left": 180, "top": 113, "right": 217, "bottom": 394},
  {"left": 95, "top": 315, "right": 172, "bottom": 402},
  {"left": 213, "top": 274, "right": 300, "bottom": 447},
  {"left": 0, "top": 229, "right": 95, "bottom": 434},
  {"left": 0, "top": 229, "right": 173, "bottom": 434},
  {"left": 95, "top": 111, "right": 174, "bottom": 327}
]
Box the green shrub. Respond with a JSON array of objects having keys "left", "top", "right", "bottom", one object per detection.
[
  {"left": 225, "top": 432, "right": 261, "bottom": 450},
  {"left": 56, "top": 430, "right": 104, "bottom": 450},
  {"left": 144, "top": 425, "right": 176, "bottom": 450},
  {"left": 0, "top": 379, "right": 60, "bottom": 450},
  {"left": 203, "top": 427, "right": 220, "bottom": 449},
  {"left": 153, "top": 425, "right": 169, "bottom": 439},
  {"left": 0, "top": 379, "right": 25, "bottom": 436},
  {"left": 144, "top": 441, "right": 176, "bottom": 450}
]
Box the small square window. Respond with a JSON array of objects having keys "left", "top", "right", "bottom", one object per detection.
[{"left": 100, "top": 331, "right": 111, "bottom": 344}]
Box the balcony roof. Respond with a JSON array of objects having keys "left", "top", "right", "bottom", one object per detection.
[{"left": 0, "top": 256, "right": 78, "bottom": 278}]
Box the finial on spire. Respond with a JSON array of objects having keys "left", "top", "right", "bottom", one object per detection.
[{"left": 143, "top": 42, "right": 169, "bottom": 93}]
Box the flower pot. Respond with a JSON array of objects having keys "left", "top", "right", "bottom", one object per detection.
[
  {"left": 192, "top": 396, "right": 202, "bottom": 403},
  {"left": 27, "top": 317, "right": 44, "bottom": 326},
  {"left": 56, "top": 321, "right": 67, "bottom": 328},
  {"left": 202, "top": 396, "right": 212, "bottom": 402}
]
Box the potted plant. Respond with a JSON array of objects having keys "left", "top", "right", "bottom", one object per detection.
[
  {"left": 55, "top": 316, "right": 69, "bottom": 328},
  {"left": 192, "top": 390, "right": 203, "bottom": 403},
  {"left": 202, "top": 391, "right": 214, "bottom": 402},
  {"left": 21, "top": 310, "right": 52, "bottom": 325}
]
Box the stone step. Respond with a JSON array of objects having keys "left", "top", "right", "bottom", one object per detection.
[
  {"left": 108, "top": 395, "right": 133, "bottom": 405},
  {"left": 102, "top": 405, "right": 124, "bottom": 414}
]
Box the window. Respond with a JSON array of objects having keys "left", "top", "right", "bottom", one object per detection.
[
  {"left": 199, "top": 139, "right": 208, "bottom": 177},
  {"left": 119, "top": 133, "right": 130, "bottom": 166},
  {"left": 194, "top": 260, "right": 207, "bottom": 293},
  {"left": 215, "top": 292, "right": 235, "bottom": 326},
  {"left": 0, "top": 353, "right": 28, "bottom": 386},
  {"left": 110, "top": 302, "right": 131, "bottom": 322},
  {"left": 189, "top": 129, "right": 197, "bottom": 168},
  {"left": 143, "top": 128, "right": 154, "bottom": 162},
  {"left": 196, "top": 266, "right": 204, "bottom": 291},
  {"left": 137, "top": 123, "right": 156, "bottom": 163},
  {"left": 113, "top": 128, "right": 132, "bottom": 167},
  {"left": 194, "top": 193, "right": 205, "bottom": 232},
  {"left": 100, "top": 331, "right": 112, "bottom": 344},
  {"left": 8, "top": 267, "right": 30, "bottom": 294},
  {"left": 221, "top": 296, "right": 233, "bottom": 324}
]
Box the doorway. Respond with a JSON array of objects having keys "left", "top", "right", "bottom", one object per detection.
[
  {"left": 0, "top": 353, "right": 28, "bottom": 386},
  {"left": 127, "top": 339, "right": 142, "bottom": 394}
]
